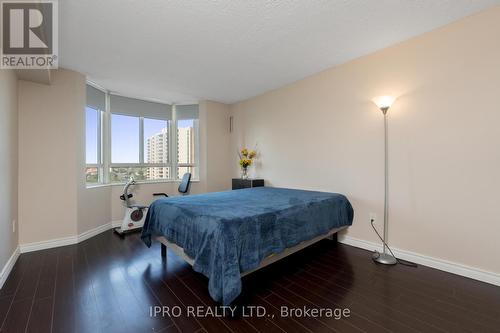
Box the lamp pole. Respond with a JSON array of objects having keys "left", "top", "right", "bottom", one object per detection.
[
  {"left": 383, "top": 108, "right": 391, "bottom": 255},
  {"left": 372, "top": 103, "right": 397, "bottom": 265}
]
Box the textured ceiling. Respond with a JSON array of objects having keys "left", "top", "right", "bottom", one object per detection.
[{"left": 59, "top": 0, "right": 500, "bottom": 104}]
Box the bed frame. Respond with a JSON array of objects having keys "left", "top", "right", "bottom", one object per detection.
[{"left": 156, "top": 225, "right": 346, "bottom": 277}]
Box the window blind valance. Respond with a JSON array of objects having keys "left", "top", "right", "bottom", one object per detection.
[
  {"left": 110, "top": 94, "right": 172, "bottom": 120},
  {"left": 86, "top": 85, "right": 106, "bottom": 111},
  {"left": 176, "top": 104, "right": 199, "bottom": 120}
]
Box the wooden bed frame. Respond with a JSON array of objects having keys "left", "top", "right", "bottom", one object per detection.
[{"left": 156, "top": 225, "right": 346, "bottom": 277}]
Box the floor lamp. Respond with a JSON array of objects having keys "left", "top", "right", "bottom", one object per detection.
[{"left": 372, "top": 96, "right": 397, "bottom": 265}]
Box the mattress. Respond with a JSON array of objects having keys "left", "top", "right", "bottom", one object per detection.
[{"left": 141, "top": 187, "right": 354, "bottom": 304}]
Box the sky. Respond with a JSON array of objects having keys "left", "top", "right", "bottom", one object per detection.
[
  {"left": 85, "top": 107, "right": 194, "bottom": 164},
  {"left": 85, "top": 107, "right": 98, "bottom": 164}
]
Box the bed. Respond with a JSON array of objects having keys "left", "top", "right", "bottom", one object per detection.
[{"left": 141, "top": 187, "right": 354, "bottom": 305}]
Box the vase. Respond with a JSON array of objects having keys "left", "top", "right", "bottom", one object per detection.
[{"left": 241, "top": 167, "right": 248, "bottom": 179}]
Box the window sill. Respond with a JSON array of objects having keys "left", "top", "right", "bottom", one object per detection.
[{"left": 86, "top": 179, "right": 200, "bottom": 189}]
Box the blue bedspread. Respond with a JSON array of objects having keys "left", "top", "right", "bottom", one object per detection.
[{"left": 141, "top": 187, "right": 354, "bottom": 305}]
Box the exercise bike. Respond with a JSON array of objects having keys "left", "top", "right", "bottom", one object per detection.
[
  {"left": 114, "top": 177, "right": 148, "bottom": 235},
  {"left": 113, "top": 173, "right": 192, "bottom": 236}
]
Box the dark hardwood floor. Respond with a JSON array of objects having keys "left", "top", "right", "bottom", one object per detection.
[{"left": 1, "top": 230, "right": 499, "bottom": 333}]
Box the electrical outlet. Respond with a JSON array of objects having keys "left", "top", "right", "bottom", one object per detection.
[
  {"left": 12, "top": 219, "right": 16, "bottom": 233},
  {"left": 369, "top": 213, "right": 377, "bottom": 225}
]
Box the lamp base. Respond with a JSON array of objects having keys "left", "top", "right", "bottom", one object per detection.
[{"left": 372, "top": 252, "right": 397, "bottom": 265}]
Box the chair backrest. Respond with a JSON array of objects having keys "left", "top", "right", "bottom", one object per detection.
[{"left": 178, "top": 173, "right": 192, "bottom": 194}]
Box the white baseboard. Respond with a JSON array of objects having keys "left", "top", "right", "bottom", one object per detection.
[
  {"left": 20, "top": 235, "right": 78, "bottom": 253},
  {"left": 111, "top": 220, "right": 122, "bottom": 228},
  {"left": 3, "top": 222, "right": 119, "bottom": 286},
  {"left": 0, "top": 246, "right": 20, "bottom": 289},
  {"left": 14, "top": 224, "right": 500, "bottom": 289},
  {"left": 78, "top": 222, "right": 113, "bottom": 243},
  {"left": 19, "top": 222, "right": 115, "bottom": 253},
  {"left": 339, "top": 235, "right": 500, "bottom": 287}
]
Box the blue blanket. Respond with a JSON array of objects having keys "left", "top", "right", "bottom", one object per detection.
[{"left": 141, "top": 187, "right": 354, "bottom": 305}]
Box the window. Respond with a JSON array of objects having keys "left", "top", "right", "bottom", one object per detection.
[
  {"left": 176, "top": 105, "right": 199, "bottom": 180},
  {"left": 85, "top": 84, "right": 199, "bottom": 185},
  {"left": 85, "top": 85, "right": 105, "bottom": 184},
  {"left": 111, "top": 114, "right": 140, "bottom": 163},
  {"left": 144, "top": 118, "right": 170, "bottom": 180},
  {"left": 109, "top": 115, "right": 172, "bottom": 182},
  {"left": 85, "top": 107, "right": 100, "bottom": 183},
  {"left": 85, "top": 107, "right": 99, "bottom": 164}
]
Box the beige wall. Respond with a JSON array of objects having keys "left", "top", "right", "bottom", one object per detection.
[
  {"left": 78, "top": 186, "right": 111, "bottom": 234},
  {"left": 230, "top": 7, "right": 500, "bottom": 274},
  {"left": 0, "top": 70, "right": 19, "bottom": 271},
  {"left": 201, "top": 101, "right": 232, "bottom": 192},
  {"left": 18, "top": 69, "right": 85, "bottom": 244},
  {"left": 17, "top": 68, "right": 111, "bottom": 238}
]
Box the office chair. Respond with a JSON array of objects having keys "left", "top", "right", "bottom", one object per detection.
[{"left": 153, "top": 172, "right": 192, "bottom": 197}]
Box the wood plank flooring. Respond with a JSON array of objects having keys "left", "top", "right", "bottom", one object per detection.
[{"left": 1, "top": 230, "right": 499, "bottom": 333}]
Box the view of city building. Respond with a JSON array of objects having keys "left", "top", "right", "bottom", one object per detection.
[
  {"left": 177, "top": 126, "right": 195, "bottom": 164},
  {"left": 146, "top": 128, "right": 170, "bottom": 179},
  {"left": 146, "top": 125, "right": 195, "bottom": 179}
]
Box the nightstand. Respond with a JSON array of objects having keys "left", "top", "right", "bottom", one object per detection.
[{"left": 232, "top": 178, "right": 264, "bottom": 190}]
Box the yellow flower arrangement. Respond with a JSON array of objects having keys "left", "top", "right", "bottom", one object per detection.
[
  {"left": 238, "top": 147, "right": 257, "bottom": 179},
  {"left": 239, "top": 158, "right": 252, "bottom": 168}
]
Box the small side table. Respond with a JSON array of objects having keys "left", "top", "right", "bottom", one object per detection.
[{"left": 232, "top": 178, "right": 264, "bottom": 190}]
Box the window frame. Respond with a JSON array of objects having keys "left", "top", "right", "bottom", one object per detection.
[
  {"left": 109, "top": 113, "right": 141, "bottom": 165},
  {"left": 85, "top": 83, "right": 199, "bottom": 185},
  {"left": 85, "top": 104, "right": 104, "bottom": 184},
  {"left": 109, "top": 115, "right": 174, "bottom": 182}
]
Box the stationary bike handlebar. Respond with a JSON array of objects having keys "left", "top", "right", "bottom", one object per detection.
[{"left": 120, "top": 177, "right": 136, "bottom": 207}]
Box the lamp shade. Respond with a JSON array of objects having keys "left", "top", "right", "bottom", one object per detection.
[{"left": 373, "top": 96, "right": 396, "bottom": 111}]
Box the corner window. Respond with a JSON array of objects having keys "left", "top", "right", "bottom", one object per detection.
[{"left": 85, "top": 84, "right": 199, "bottom": 185}]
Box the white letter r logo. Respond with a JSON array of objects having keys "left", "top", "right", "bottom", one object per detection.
[{"left": 9, "top": 8, "right": 48, "bottom": 49}]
